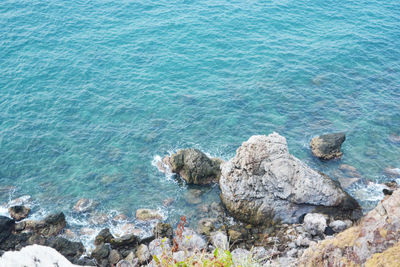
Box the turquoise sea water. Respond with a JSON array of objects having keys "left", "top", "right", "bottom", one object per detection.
[{"left": 1, "top": 0, "right": 399, "bottom": 246}]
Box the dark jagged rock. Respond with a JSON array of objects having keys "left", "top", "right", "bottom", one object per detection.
[
  {"left": 91, "top": 243, "right": 111, "bottom": 267},
  {"left": 310, "top": 132, "right": 346, "bottom": 160},
  {"left": 110, "top": 234, "right": 139, "bottom": 249},
  {"left": 8, "top": 206, "right": 30, "bottom": 221},
  {"left": 46, "top": 237, "right": 85, "bottom": 264},
  {"left": 163, "top": 148, "right": 223, "bottom": 184},
  {"left": 95, "top": 228, "right": 113, "bottom": 246},
  {"left": 0, "top": 216, "right": 15, "bottom": 244},
  {"left": 153, "top": 223, "right": 173, "bottom": 240},
  {"left": 22, "top": 212, "right": 66, "bottom": 236}
]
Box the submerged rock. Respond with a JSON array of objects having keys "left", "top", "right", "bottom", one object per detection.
[
  {"left": 135, "top": 209, "right": 162, "bottom": 221},
  {"left": 219, "top": 133, "right": 361, "bottom": 225},
  {"left": 310, "top": 132, "right": 346, "bottom": 160},
  {"left": 8, "top": 205, "right": 30, "bottom": 221},
  {"left": 299, "top": 188, "right": 400, "bottom": 266},
  {"left": 184, "top": 189, "right": 203, "bottom": 204},
  {"left": 73, "top": 198, "right": 98, "bottom": 213},
  {"left": 163, "top": 149, "right": 222, "bottom": 184}
]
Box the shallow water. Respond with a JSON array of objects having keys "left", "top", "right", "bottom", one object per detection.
[{"left": 1, "top": 0, "right": 399, "bottom": 248}]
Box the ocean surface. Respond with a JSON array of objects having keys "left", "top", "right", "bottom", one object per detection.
[{"left": 1, "top": 0, "right": 399, "bottom": 248}]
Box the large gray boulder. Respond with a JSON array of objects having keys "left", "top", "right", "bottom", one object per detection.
[
  {"left": 310, "top": 132, "right": 346, "bottom": 160},
  {"left": 163, "top": 149, "right": 222, "bottom": 184},
  {"left": 219, "top": 133, "right": 361, "bottom": 225}
]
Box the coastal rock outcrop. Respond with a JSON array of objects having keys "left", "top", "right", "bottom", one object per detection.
[
  {"left": 299, "top": 187, "right": 400, "bottom": 266},
  {"left": 219, "top": 133, "right": 361, "bottom": 225},
  {"left": 163, "top": 149, "right": 222, "bottom": 184},
  {"left": 8, "top": 205, "right": 31, "bottom": 221},
  {"left": 310, "top": 132, "right": 346, "bottom": 160}
]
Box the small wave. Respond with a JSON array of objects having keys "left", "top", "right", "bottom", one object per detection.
[{"left": 352, "top": 181, "right": 386, "bottom": 202}]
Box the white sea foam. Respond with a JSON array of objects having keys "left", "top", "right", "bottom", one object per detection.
[{"left": 352, "top": 181, "right": 386, "bottom": 202}]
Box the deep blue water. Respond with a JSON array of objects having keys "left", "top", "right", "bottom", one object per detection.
[{"left": 1, "top": 0, "right": 399, "bottom": 247}]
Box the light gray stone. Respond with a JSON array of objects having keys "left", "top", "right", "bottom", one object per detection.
[
  {"left": 219, "top": 133, "right": 361, "bottom": 225},
  {"left": 329, "top": 220, "right": 348, "bottom": 233},
  {"left": 136, "top": 244, "right": 151, "bottom": 264},
  {"left": 303, "top": 213, "right": 327, "bottom": 236},
  {"left": 210, "top": 231, "right": 228, "bottom": 250}
]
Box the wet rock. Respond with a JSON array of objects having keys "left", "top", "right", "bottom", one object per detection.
[
  {"left": 0, "top": 216, "right": 15, "bottom": 244},
  {"left": 163, "top": 149, "right": 222, "bottom": 184},
  {"left": 91, "top": 243, "right": 111, "bottom": 267},
  {"left": 383, "top": 188, "right": 393, "bottom": 195},
  {"left": 136, "top": 244, "right": 151, "bottom": 264},
  {"left": 63, "top": 229, "right": 77, "bottom": 240},
  {"left": 79, "top": 227, "right": 96, "bottom": 236},
  {"left": 23, "top": 212, "right": 66, "bottom": 237},
  {"left": 329, "top": 220, "right": 347, "bottom": 233},
  {"left": 135, "top": 209, "right": 162, "bottom": 221},
  {"left": 95, "top": 228, "right": 113, "bottom": 246},
  {"left": 338, "top": 177, "right": 360, "bottom": 189},
  {"left": 148, "top": 238, "right": 171, "bottom": 257},
  {"left": 299, "top": 188, "right": 400, "bottom": 266},
  {"left": 109, "top": 249, "right": 122, "bottom": 266},
  {"left": 310, "top": 132, "right": 346, "bottom": 160},
  {"left": 303, "top": 213, "right": 327, "bottom": 236},
  {"left": 197, "top": 218, "right": 216, "bottom": 236},
  {"left": 153, "top": 223, "right": 173, "bottom": 240},
  {"left": 184, "top": 189, "right": 203, "bottom": 204},
  {"left": 220, "top": 133, "right": 361, "bottom": 225},
  {"left": 8, "top": 206, "right": 30, "bottom": 221},
  {"left": 73, "top": 198, "right": 98, "bottom": 213},
  {"left": 162, "top": 198, "right": 174, "bottom": 207},
  {"left": 120, "top": 223, "right": 142, "bottom": 236},
  {"left": 210, "top": 231, "right": 228, "bottom": 250},
  {"left": 338, "top": 164, "right": 360, "bottom": 175},
  {"left": 46, "top": 236, "right": 85, "bottom": 264}
]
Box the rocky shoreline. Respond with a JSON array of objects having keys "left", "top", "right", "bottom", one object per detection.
[{"left": 1, "top": 132, "right": 399, "bottom": 266}]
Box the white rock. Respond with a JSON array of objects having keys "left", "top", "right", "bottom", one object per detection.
[
  {"left": 231, "top": 248, "right": 251, "bottom": 266},
  {"left": 0, "top": 244, "right": 88, "bottom": 267},
  {"left": 148, "top": 238, "right": 171, "bottom": 258},
  {"left": 329, "top": 220, "right": 348, "bottom": 233},
  {"left": 210, "top": 231, "right": 228, "bottom": 250},
  {"left": 303, "top": 213, "right": 327, "bottom": 236},
  {"left": 175, "top": 228, "right": 206, "bottom": 252}
]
